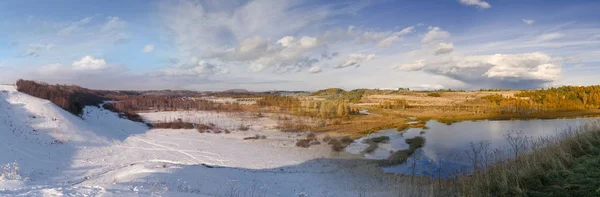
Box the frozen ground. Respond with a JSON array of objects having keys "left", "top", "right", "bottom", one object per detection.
[{"left": 0, "top": 85, "right": 411, "bottom": 196}]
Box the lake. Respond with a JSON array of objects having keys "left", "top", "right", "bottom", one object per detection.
[{"left": 345, "top": 118, "right": 600, "bottom": 178}]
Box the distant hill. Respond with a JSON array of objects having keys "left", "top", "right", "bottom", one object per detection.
[{"left": 222, "top": 89, "right": 250, "bottom": 93}]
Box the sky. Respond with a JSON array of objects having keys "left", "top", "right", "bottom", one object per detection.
[{"left": 1, "top": 0, "right": 599, "bottom": 91}]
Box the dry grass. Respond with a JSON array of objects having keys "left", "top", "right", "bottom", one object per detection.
[
  {"left": 328, "top": 136, "right": 355, "bottom": 152},
  {"left": 312, "top": 114, "right": 407, "bottom": 137},
  {"left": 452, "top": 123, "right": 600, "bottom": 197}
]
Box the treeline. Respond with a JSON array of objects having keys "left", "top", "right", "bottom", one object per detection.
[
  {"left": 481, "top": 86, "right": 600, "bottom": 115},
  {"left": 256, "top": 95, "right": 360, "bottom": 118},
  {"left": 16, "top": 79, "right": 113, "bottom": 115},
  {"left": 303, "top": 100, "right": 360, "bottom": 118},
  {"left": 377, "top": 99, "right": 409, "bottom": 109},
  {"left": 256, "top": 95, "right": 301, "bottom": 110},
  {"left": 516, "top": 86, "right": 600, "bottom": 109},
  {"left": 311, "top": 88, "right": 365, "bottom": 103},
  {"left": 15, "top": 79, "right": 243, "bottom": 122},
  {"left": 104, "top": 95, "right": 243, "bottom": 113}
]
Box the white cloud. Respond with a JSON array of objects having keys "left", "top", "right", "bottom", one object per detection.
[
  {"left": 377, "top": 36, "right": 401, "bottom": 48},
  {"left": 215, "top": 35, "right": 322, "bottom": 72},
  {"left": 308, "top": 66, "right": 322, "bottom": 74},
  {"left": 434, "top": 42, "right": 454, "bottom": 55},
  {"left": 335, "top": 54, "right": 375, "bottom": 68},
  {"left": 102, "top": 16, "right": 127, "bottom": 33},
  {"left": 458, "top": 0, "right": 491, "bottom": 9},
  {"left": 160, "top": 57, "right": 229, "bottom": 77},
  {"left": 36, "top": 56, "right": 122, "bottom": 78},
  {"left": 398, "top": 52, "right": 561, "bottom": 89},
  {"left": 396, "top": 26, "right": 415, "bottom": 36},
  {"left": 58, "top": 17, "right": 93, "bottom": 36},
  {"left": 142, "top": 45, "right": 155, "bottom": 53},
  {"left": 161, "top": 0, "right": 367, "bottom": 57},
  {"left": 422, "top": 26, "right": 450, "bottom": 44},
  {"left": 396, "top": 60, "right": 426, "bottom": 71},
  {"left": 523, "top": 19, "right": 535, "bottom": 25},
  {"left": 21, "top": 44, "right": 55, "bottom": 57},
  {"left": 352, "top": 26, "right": 415, "bottom": 48},
  {"left": 72, "top": 56, "right": 108, "bottom": 70},
  {"left": 533, "top": 33, "right": 565, "bottom": 42}
]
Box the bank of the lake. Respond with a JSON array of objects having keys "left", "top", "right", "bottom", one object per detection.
[
  {"left": 345, "top": 117, "right": 600, "bottom": 196},
  {"left": 347, "top": 118, "right": 599, "bottom": 175}
]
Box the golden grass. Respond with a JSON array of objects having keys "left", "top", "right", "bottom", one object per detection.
[{"left": 453, "top": 122, "right": 600, "bottom": 197}]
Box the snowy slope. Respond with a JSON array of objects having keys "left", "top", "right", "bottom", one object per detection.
[{"left": 0, "top": 85, "right": 410, "bottom": 196}]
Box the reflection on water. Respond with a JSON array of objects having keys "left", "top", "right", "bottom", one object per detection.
[{"left": 345, "top": 118, "right": 599, "bottom": 177}]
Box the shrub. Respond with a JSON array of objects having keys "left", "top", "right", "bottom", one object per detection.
[
  {"left": 243, "top": 135, "right": 266, "bottom": 140},
  {"left": 307, "top": 133, "right": 317, "bottom": 140},
  {"left": 296, "top": 139, "right": 312, "bottom": 148},
  {"left": 328, "top": 136, "right": 355, "bottom": 152},
  {"left": 329, "top": 139, "right": 345, "bottom": 152},
  {"left": 340, "top": 136, "right": 354, "bottom": 144},
  {"left": 381, "top": 136, "right": 425, "bottom": 166},
  {"left": 363, "top": 143, "right": 379, "bottom": 154},
  {"left": 238, "top": 124, "right": 250, "bottom": 131},
  {"left": 244, "top": 135, "right": 260, "bottom": 140},
  {"left": 364, "top": 136, "right": 390, "bottom": 144},
  {"left": 150, "top": 121, "right": 195, "bottom": 129},
  {"left": 427, "top": 92, "right": 442, "bottom": 97}
]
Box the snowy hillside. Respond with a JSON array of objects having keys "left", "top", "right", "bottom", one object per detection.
[{"left": 0, "top": 85, "right": 409, "bottom": 196}]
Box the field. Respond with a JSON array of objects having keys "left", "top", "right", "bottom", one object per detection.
[
  {"left": 303, "top": 89, "right": 600, "bottom": 137},
  {"left": 5, "top": 80, "right": 600, "bottom": 196},
  {"left": 0, "top": 85, "right": 424, "bottom": 196}
]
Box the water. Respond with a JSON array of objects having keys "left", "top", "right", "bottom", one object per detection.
[{"left": 345, "top": 118, "right": 600, "bottom": 178}]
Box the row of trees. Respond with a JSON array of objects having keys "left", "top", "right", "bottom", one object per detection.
[
  {"left": 480, "top": 86, "right": 600, "bottom": 115},
  {"left": 304, "top": 100, "right": 360, "bottom": 118},
  {"left": 377, "top": 99, "right": 410, "bottom": 109},
  {"left": 16, "top": 79, "right": 108, "bottom": 115},
  {"left": 256, "top": 95, "right": 301, "bottom": 110},
  {"left": 104, "top": 95, "right": 244, "bottom": 112},
  {"left": 516, "top": 86, "right": 600, "bottom": 109},
  {"left": 256, "top": 95, "right": 361, "bottom": 118},
  {"left": 311, "top": 88, "right": 366, "bottom": 103}
]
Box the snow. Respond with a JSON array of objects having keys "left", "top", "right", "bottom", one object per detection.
[{"left": 0, "top": 85, "right": 409, "bottom": 196}]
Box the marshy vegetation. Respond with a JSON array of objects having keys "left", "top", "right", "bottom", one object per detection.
[
  {"left": 451, "top": 124, "right": 600, "bottom": 197},
  {"left": 381, "top": 136, "right": 425, "bottom": 166}
]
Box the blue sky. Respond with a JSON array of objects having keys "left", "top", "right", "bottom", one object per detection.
[{"left": 1, "top": 0, "right": 599, "bottom": 91}]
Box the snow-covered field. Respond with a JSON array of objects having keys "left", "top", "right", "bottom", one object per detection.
[{"left": 0, "top": 85, "right": 412, "bottom": 196}]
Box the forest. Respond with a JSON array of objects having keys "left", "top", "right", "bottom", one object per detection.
[
  {"left": 16, "top": 79, "right": 116, "bottom": 115},
  {"left": 482, "top": 86, "right": 600, "bottom": 115}
]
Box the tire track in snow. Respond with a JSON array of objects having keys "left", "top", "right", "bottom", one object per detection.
[{"left": 135, "top": 138, "right": 228, "bottom": 165}]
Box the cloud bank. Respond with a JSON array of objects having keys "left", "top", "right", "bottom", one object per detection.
[{"left": 397, "top": 52, "right": 561, "bottom": 89}]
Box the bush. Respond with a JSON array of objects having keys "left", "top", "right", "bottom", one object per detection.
[
  {"left": 296, "top": 139, "right": 312, "bottom": 148},
  {"left": 307, "top": 133, "right": 317, "bottom": 140},
  {"left": 363, "top": 136, "right": 390, "bottom": 154},
  {"left": 328, "top": 136, "right": 355, "bottom": 152},
  {"left": 151, "top": 121, "right": 195, "bottom": 129},
  {"left": 238, "top": 124, "right": 250, "bottom": 131},
  {"left": 340, "top": 136, "right": 354, "bottom": 144},
  {"left": 364, "top": 136, "right": 390, "bottom": 144},
  {"left": 427, "top": 92, "right": 442, "bottom": 97},
  {"left": 381, "top": 136, "right": 425, "bottom": 166}
]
